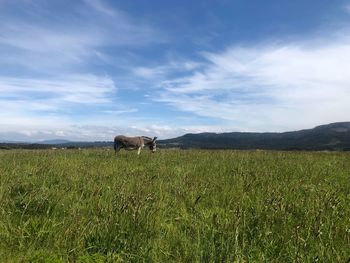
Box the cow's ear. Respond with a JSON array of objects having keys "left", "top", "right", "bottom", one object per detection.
[{"left": 153, "top": 136, "right": 158, "bottom": 142}]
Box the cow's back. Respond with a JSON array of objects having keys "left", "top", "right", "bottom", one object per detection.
[
  {"left": 114, "top": 135, "right": 143, "bottom": 147},
  {"left": 114, "top": 135, "right": 126, "bottom": 141}
]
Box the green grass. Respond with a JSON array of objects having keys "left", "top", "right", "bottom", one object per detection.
[{"left": 0, "top": 149, "right": 350, "bottom": 262}]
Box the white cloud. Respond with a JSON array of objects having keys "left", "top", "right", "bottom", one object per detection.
[
  {"left": 0, "top": 74, "right": 129, "bottom": 136},
  {"left": 83, "top": 0, "right": 116, "bottom": 16},
  {"left": 1, "top": 1, "right": 349, "bottom": 141},
  {"left": 0, "top": 123, "right": 207, "bottom": 141},
  {"left": 158, "top": 38, "right": 350, "bottom": 132},
  {"left": 0, "top": 74, "right": 116, "bottom": 105},
  {"left": 101, "top": 109, "right": 138, "bottom": 114},
  {"left": 133, "top": 60, "right": 203, "bottom": 79},
  {"left": 133, "top": 67, "right": 166, "bottom": 79},
  {"left": 0, "top": 1, "right": 164, "bottom": 72},
  {"left": 345, "top": 4, "right": 350, "bottom": 14}
]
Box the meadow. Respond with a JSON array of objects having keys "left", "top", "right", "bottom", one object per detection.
[{"left": 0, "top": 149, "right": 349, "bottom": 262}]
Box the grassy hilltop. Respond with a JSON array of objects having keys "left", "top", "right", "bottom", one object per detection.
[{"left": 0, "top": 149, "right": 350, "bottom": 262}]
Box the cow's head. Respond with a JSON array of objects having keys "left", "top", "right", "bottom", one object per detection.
[{"left": 149, "top": 136, "right": 157, "bottom": 153}]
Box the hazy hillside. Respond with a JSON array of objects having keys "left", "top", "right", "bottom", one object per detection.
[
  {"left": 1, "top": 122, "right": 349, "bottom": 151},
  {"left": 158, "top": 122, "right": 350, "bottom": 151}
]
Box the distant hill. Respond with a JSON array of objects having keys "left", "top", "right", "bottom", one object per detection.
[
  {"left": 0, "top": 141, "right": 112, "bottom": 150},
  {"left": 1, "top": 122, "right": 349, "bottom": 151},
  {"left": 0, "top": 142, "right": 51, "bottom": 150},
  {"left": 40, "top": 139, "right": 72, "bottom": 145},
  {"left": 158, "top": 122, "right": 350, "bottom": 151},
  {"left": 59, "top": 141, "right": 111, "bottom": 148}
]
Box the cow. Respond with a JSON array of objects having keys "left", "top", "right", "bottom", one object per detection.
[{"left": 114, "top": 135, "right": 157, "bottom": 155}]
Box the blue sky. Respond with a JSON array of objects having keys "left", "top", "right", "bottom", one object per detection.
[{"left": 1, "top": 0, "right": 350, "bottom": 141}]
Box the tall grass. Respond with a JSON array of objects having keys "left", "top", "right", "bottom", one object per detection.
[{"left": 0, "top": 149, "right": 349, "bottom": 262}]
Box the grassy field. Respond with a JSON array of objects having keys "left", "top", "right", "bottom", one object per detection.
[{"left": 0, "top": 149, "right": 349, "bottom": 262}]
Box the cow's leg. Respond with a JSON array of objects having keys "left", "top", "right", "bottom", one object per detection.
[
  {"left": 114, "top": 139, "right": 124, "bottom": 155},
  {"left": 115, "top": 146, "right": 121, "bottom": 155},
  {"left": 137, "top": 147, "right": 141, "bottom": 155},
  {"left": 114, "top": 143, "right": 121, "bottom": 155},
  {"left": 114, "top": 147, "right": 121, "bottom": 155}
]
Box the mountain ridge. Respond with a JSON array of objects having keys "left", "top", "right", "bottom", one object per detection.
[
  {"left": 158, "top": 122, "right": 350, "bottom": 151},
  {"left": 1, "top": 122, "right": 349, "bottom": 151}
]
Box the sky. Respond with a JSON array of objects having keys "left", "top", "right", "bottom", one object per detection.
[{"left": 1, "top": 0, "right": 350, "bottom": 141}]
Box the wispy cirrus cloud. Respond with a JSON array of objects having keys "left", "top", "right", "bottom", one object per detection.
[
  {"left": 344, "top": 3, "right": 350, "bottom": 14},
  {"left": 0, "top": 0, "right": 164, "bottom": 72},
  {"left": 0, "top": 0, "right": 168, "bottom": 140},
  {"left": 0, "top": 74, "right": 119, "bottom": 129},
  {"left": 83, "top": 0, "right": 116, "bottom": 16},
  {"left": 0, "top": 124, "right": 198, "bottom": 142},
  {"left": 158, "top": 36, "right": 350, "bottom": 131},
  {"left": 0, "top": 75, "right": 115, "bottom": 104},
  {"left": 1, "top": 1, "right": 349, "bottom": 141},
  {"left": 0, "top": 120, "right": 208, "bottom": 141},
  {"left": 133, "top": 61, "right": 202, "bottom": 79}
]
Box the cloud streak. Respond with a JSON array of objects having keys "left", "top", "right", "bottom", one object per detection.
[
  {"left": 83, "top": 0, "right": 116, "bottom": 16},
  {"left": 0, "top": 0, "right": 169, "bottom": 140},
  {"left": 345, "top": 4, "right": 350, "bottom": 14},
  {"left": 158, "top": 37, "right": 350, "bottom": 131},
  {"left": 1, "top": 1, "right": 349, "bottom": 140},
  {"left": 0, "top": 75, "right": 115, "bottom": 104},
  {"left": 0, "top": 74, "right": 122, "bottom": 134},
  {"left": 0, "top": 0, "right": 164, "bottom": 72},
  {"left": 0, "top": 123, "right": 207, "bottom": 142}
]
